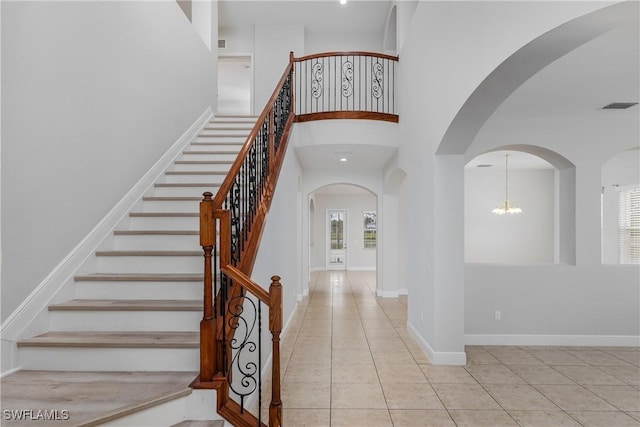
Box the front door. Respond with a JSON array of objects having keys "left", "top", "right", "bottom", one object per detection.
[{"left": 327, "top": 210, "right": 347, "bottom": 270}]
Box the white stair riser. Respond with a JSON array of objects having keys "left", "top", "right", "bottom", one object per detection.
[
  {"left": 140, "top": 200, "right": 200, "bottom": 213},
  {"left": 100, "top": 392, "right": 224, "bottom": 427},
  {"left": 75, "top": 281, "right": 202, "bottom": 300},
  {"left": 113, "top": 234, "right": 199, "bottom": 250},
  {"left": 162, "top": 174, "right": 227, "bottom": 184},
  {"left": 128, "top": 216, "right": 199, "bottom": 230},
  {"left": 49, "top": 310, "right": 202, "bottom": 332},
  {"left": 18, "top": 347, "right": 198, "bottom": 371},
  {"left": 190, "top": 143, "right": 244, "bottom": 151},
  {"left": 211, "top": 118, "right": 258, "bottom": 123},
  {"left": 181, "top": 153, "right": 239, "bottom": 162},
  {"left": 96, "top": 256, "right": 201, "bottom": 274},
  {"left": 197, "top": 132, "right": 248, "bottom": 139},
  {"left": 172, "top": 163, "right": 232, "bottom": 172},
  {"left": 207, "top": 121, "right": 256, "bottom": 128},
  {"left": 152, "top": 186, "right": 219, "bottom": 198}
]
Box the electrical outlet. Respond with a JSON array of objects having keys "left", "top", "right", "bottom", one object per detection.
[{"left": 494, "top": 310, "right": 502, "bottom": 321}]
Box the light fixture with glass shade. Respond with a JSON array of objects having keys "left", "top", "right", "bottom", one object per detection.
[{"left": 492, "top": 153, "right": 522, "bottom": 215}]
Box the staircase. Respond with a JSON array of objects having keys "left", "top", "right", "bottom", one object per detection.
[{"left": 4, "top": 116, "right": 258, "bottom": 426}]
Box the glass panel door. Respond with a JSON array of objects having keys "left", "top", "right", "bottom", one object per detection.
[{"left": 327, "top": 210, "right": 347, "bottom": 270}]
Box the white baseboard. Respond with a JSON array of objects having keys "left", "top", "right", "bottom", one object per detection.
[
  {"left": 407, "top": 321, "right": 467, "bottom": 365},
  {"left": 347, "top": 267, "right": 376, "bottom": 271},
  {"left": 465, "top": 334, "right": 640, "bottom": 347},
  {"left": 380, "top": 290, "right": 399, "bottom": 298},
  {"left": 377, "top": 288, "right": 407, "bottom": 298},
  {"left": 0, "top": 107, "right": 213, "bottom": 375}
]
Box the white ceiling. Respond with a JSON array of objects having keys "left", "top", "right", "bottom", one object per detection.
[{"left": 295, "top": 144, "right": 397, "bottom": 172}]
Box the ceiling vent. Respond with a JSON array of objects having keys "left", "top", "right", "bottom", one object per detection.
[
  {"left": 602, "top": 102, "right": 638, "bottom": 110},
  {"left": 218, "top": 39, "right": 227, "bottom": 49}
]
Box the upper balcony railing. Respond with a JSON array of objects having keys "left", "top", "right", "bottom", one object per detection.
[{"left": 292, "top": 52, "right": 398, "bottom": 123}]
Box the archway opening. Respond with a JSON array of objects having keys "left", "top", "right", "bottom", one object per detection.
[
  {"left": 465, "top": 148, "right": 575, "bottom": 264},
  {"left": 309, "top": 184, "right": 378, "bottom": 287}
]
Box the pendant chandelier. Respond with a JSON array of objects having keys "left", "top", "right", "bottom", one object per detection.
[{"left": 492, "top": 154, "right": 522, "bottom": 215}]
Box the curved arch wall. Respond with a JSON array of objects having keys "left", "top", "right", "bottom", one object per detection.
[{"left": 396, "top": 1, "right": 639, "bottom": 362}]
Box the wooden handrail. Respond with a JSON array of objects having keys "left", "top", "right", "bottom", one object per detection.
[
  {"left": 293, "top": 51, "right": 399, "bottom": 62},
  {"left": 221, "top": 265, "right": 269, "bottom": 303}
]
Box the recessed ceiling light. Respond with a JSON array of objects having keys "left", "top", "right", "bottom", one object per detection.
[
  {"left": 339, "top": 0, "right": 347, "bottom": 4},
  {"left": 602, "top": 102, "right": 638, "bottom": 110},
  {"left": 339, "top": 158, "right": 348, "bottom": 162}
]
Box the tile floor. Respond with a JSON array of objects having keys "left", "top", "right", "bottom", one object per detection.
[{"left": 261, "top": 271, "right": 640, "bottom": 427}]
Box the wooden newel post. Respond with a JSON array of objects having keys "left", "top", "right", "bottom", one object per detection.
[
  {"left": 269, "top": 275, "right": 283, "bottom": 427},
  {"left": 200, "top": 192, "right": 216, "bottom": 382}
]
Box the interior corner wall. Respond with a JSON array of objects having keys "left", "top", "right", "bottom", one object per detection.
[
  {"left": 253, "top": 24, "right": 304, "bottom": 112},
  {"left": 1, "top": 1, "right": 216, "bottom": 322}
]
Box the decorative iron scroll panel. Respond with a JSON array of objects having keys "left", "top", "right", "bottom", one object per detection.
[
  {"left": 226, "top": 291, "right": 266, "bottom": 421},
  {"left": 294, "top": 54, "right": 396, "bottom": 116}
]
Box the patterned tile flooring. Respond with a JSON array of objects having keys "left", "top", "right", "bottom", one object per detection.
[{"left": 262, "top": 271, "right": 640, "bottom": 426}]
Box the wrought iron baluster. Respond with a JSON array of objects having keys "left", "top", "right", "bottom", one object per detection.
[{"left": 226, "top": 294, "right": 259, "bottom": 415}]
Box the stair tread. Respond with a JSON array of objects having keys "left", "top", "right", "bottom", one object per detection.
[
  {"left": 1, "top": 370, "right": 196, "bottom": 426},
  {"left": 191, "top": 141, "right": 244, "bottom": 145},
  {"left": 165, "top": 171, "right": 228, "bottom": 175},
  {"left": 130, "top": 212, "right": 198, "bottom": 217},
  {"left": 202, "top": 126, "right": 253, "bottom": 130},
  {"left": 155, "top": 183, "right": 221, "bottom": 187},
  {"left": 49, "top": 299, "right": 202, "bottom": 311},
  {"left": 95, "top": 250, "right": 201, "bottom": 256},
  {"left": 214, "top": 115, "right": 259, "bottom": 118},
  {"left": 142, "top": 196, "right": 203, "bottom": 201},
  {"left": 182, "top": 150, "right": 240, "bottom": 154},
  {"left": 18, "top": 331, "right": 199, "bottom": 348},
  {"left": 171, "top": 421, "right": 225, "bottom": 427},
  {"left": 174, "top": 161, "right": 234, "bottom": 165},
  {"left": 75, "top": 273, "right": 203, "bottom": 282},
  {"left": 114, "top": 230, "right": 199, "bottom": 235}
]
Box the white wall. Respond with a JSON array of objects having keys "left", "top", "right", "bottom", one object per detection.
[
  {"left": 602, "top": 149, "right": 640, "bottom": 264},
  {"left": 251, "top": 139, "right": 302, "bottom": 369},
  {"left": 465, "top": 168, "right": 555, "bottom": 264},
  {"left": 305, "top": 30, "right": 383, "bottom": 55},
  {"left": 466, "top": 264, "right": 639, "bottom": 343},
  {"left": 1, "top": 1, "right": 217, "bottom": 322},
  {"left": 218, "top": 25, "right": 255, "bottom": 55},
  {"left": 254, "top": 24, "right": 304, "bottom": 112},
  {"left": 460, "top": 3, "right": 639, "bottom": 344},
  {"left": 310, "top": 192, "right": 377, "bottom": 271}
]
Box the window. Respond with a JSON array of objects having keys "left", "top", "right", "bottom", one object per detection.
[
  {"left": 619, "top": 187, "right": 640, "bottom": 264},
  {"left": 363, "top": 211, "right": 377, "bottom": 249}
]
